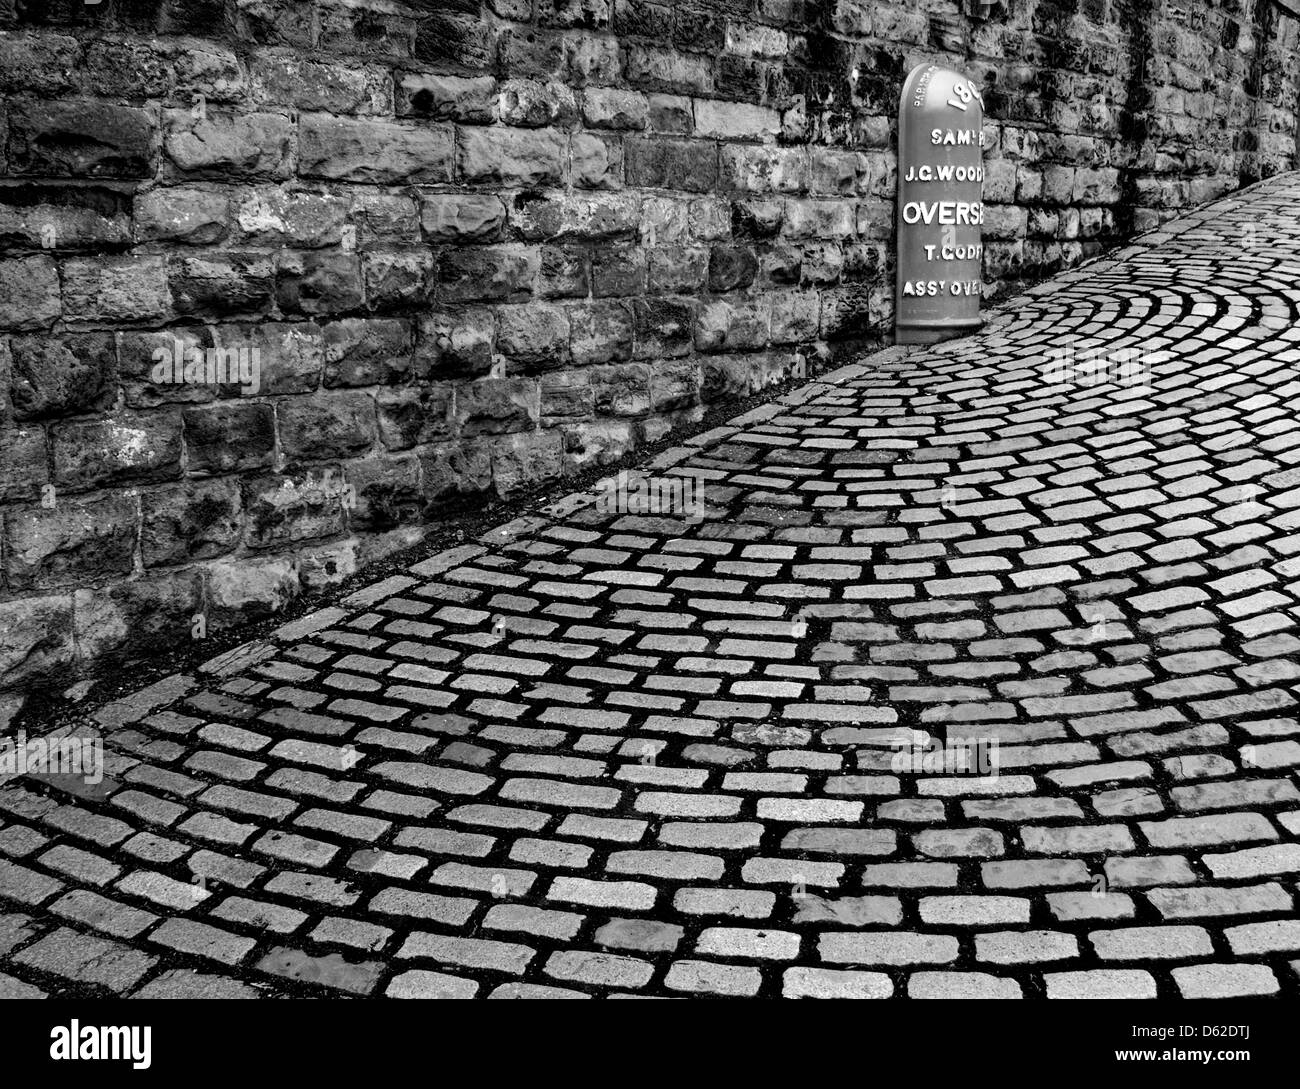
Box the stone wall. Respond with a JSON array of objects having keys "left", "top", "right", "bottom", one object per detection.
[{"left": 1, "top": 0, "right": 1297, "bottom": 695}]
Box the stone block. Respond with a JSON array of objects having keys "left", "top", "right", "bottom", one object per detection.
[
  {"left": 322, "top": 318, "right": 413, "bottom": 388},
  {"left": 625, "top": 137, "right": 717, "bottom": 192},
  {"left": 497, "top": 303, "right": 572, "bottom": 368},
  {"left": 52, "top": 410, "right": 183, "bottom": 490},
  {"left": 73, "top": 570, "right": 203, "bottom": 662},
  {"left": 4, "top": 493, "right": 137, "bottom": 590},
  {"left": 0, "top": 595, "right": 75, "bottom": 687},
  {"left": 170, "top": 252, "right": 276, "bottom": 317},
  {"left": 8, "top": 333, "right": 116, "bottom": 420},
  {"left": 569, "top": 300, "right": 635, "bottom": 366},
  {"left": 277, "top": 392, "right": 377, "bottom": 463},
  {"left": 456, "top": 378, "right": 538, "bottom": 436},
  {"left": 62, "top": 256, "right": 171, "bottom": 324},
  {"left": 375, "top": 387, "right": 453, "bottom": 451},
  {"left": 440, "top": 245, "right": 539, "bottom": 303},
  {"left": 136, "top": 186, "right": 231, "bottom": 244},
  {"left": 182, "top": 401, "right": 276, "bottom": 474},
  {"left": 421, "top": 195, "right": 507, "bottom": 243},
  {"left": 8, "top": 101, "right": 154, "bottom": 178},
  {"left": 274, "top": 252, "right": 364, "bottom": 315},
  {"left": 300, "top": 115, "right": 454, "bottom": 183},
  {"left": 415, "top": 309, "right": 495, "bottom": 377},
  {"left": 163, "top": 110, "right": 292, "bottom": 179},
  {"left": 457, "top": 127, "right": 566, "bottom": 187},
  {"left": 242, "top": 470, "right": 348, "bottom": 550},
  {"left": 397, "top": 73, "right": 496, "bottom": 123},
  {"left": 141, "top": 478, "right": 243, "bottom": 566}
]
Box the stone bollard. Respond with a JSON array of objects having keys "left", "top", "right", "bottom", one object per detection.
[{"left": 895, "top": 64, "right": 987, "bottom": 346}]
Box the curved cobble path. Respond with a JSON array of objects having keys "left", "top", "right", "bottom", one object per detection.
[{"left": 3, "top": 177, "right": 1299, "bottom": 1000}]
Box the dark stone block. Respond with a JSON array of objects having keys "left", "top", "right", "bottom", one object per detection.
[
  {"left": 183, "top": 401, "right": 275, "bottom": 474},
  {"left": 624, "top": 138, "right": 717, "bottom": 192},
  {"left": 277, "top": 391, "right": 377, "bottom": 462},
  {"left": 52, "top": 410, "right": 183, "bottom": 490},
  {"left": 3, "top": 493, "right": 137, "bottom": 590},
  {"left": 141, "top": 477, "right": 242, "bottom": 566},
  {"left": 708, "top": 245, "right": 759, "bottom": 292},
  {"left": 9, "top": 332, "right": 116, "bottom": 420},
  {"left": 276, "top": 252, "right": 365, "bottom": 316}
]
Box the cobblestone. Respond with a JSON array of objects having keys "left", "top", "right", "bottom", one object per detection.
[{"left": 3, "top": 181, "right": 1300, "bottom": 998}]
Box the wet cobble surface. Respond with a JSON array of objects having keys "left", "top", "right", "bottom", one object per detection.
[{"left": 2, "top": 177, "right": 1298, "bottom": 999}]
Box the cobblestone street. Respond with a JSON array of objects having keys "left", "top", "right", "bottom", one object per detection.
[{"left": 2, "top": 176, "right": 1298, "bottom": 1000}]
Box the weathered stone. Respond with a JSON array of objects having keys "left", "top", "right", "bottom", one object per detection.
[
  {"left": 182, "top": 401, "right": 276, "bottom": 474},
  {"left": 163, "top": 110, "right": 292, "bottom": 179},
  {"left": 375, "top": 387, "right": 453, "bottom": 451},
  {"left": 136, "top": 186, "right": 230, "bottom": 244},
  {"left": 570, "top": 301, "right": 634, "bottom": 365},
  {"left": 696, "top": 297, "right": 770, "bottom": 352},
  {"left": 415, "top": 309, "right": 495, "bottom": 377},
  {"left": 117, "top": 326, "right": 228, "bottom": 407},
  {"left": 420, "top": 442, "right": 493, "bottom": 508},
  {"left": 206, "top": 555, "right": 300, "bottom": 624},
  {"left": 582, "top": 87, "right": 648, "bottom": 130},
  {"left": 720, "top": 145, "right": 807, "bottom": 193},
  {"left": 572, "top": 133, "right": 621, "bottom": 188},
  {"left": 345, "top": 455, "right": 423, "bottom": 530},
  {"left": 363, "top": 251, "right": 434, "bottom": 310},
  {"left": 73, "top": 570, "right": 203, "bottom": 662},
  {"left": 457, "top": 127, "right": 565, "bottom": 187},
  {"left": 593, "top": 249, "right": 645, "bottom": 296},
  {"left": 277, "top": 392, "right": 377, "bottom": 462},
  {"left": 708, "top": 245, "right": 759, "bottom": 292},
  {"left": 62, "top": 256, "right": 171, "bottom": 324},
  {"left": 591, "top": 363, "right": 651, "bottom": 417},
  {"left": 52, "top": 411, "right": 182, "bottom": 489},
  {"left": 647, "top": 245, "right": 709, "bottom": 293},
  {"left": 0, "top": 257, "right": 62, "bottom": 330},
  {"left": 0, "top": 425, "right": 49, "bottom": 504},
  {"left": 231, "top": 322, "right": 324, "bottom": 395},
  {"left": 0, "top": 184, "right": 133, "bottom": 251},
  {"left": 3, "top": 493, "right": 137, "bottom": 590},
  {"left": 694, "top": 99, "right": 780, "bottom": 140},
  {"left": 8, "top": 101, "right": 154, "bottom": 178},
  {"left": 498, "top": 79, "right": 578, "bottom": 128},
  {"left": 396, "top": 73, "right": 497, "bottom": 122},
  {"left": 540, "top": 246, "right": 591, "bottom": 298},
  {"left": 456, "top": 379, "right": 538, "bottom": 437},
  {"left": 141, "top": 478, "right": 243, "bottom": 566},
  {"left": 242, "top": 471, "right": 348, "bottom": 550},
  {"left": 511, "top": 191, "right": 640, "bottom": 243},
  {"left": 421, "top": 195, "right": 507, "bottom": 243},
  {"left": 300, "top": 115, "right": 454, "bottom": 183},
  {"left": 0, "top": 596, "right": 75, "bottom": 686},
  {"left": 170, "top": 252, "right": 276, "bottom": 316},
  {"left": 490, "top": 430, "right": 564, "bottom": 497},
  {"left": 251, "top": 56, "right": 390, "bottom": 116},
  {"left": 8, "top": 333, "right": 116, "bottom": 420},
  {"left": 440, "top": 245, "right": 539, "bottom": 303},
  {"left": 497, "top": 303, "right": 571, "bottom": 368},
  {"left": 323, "top": 318, "right": 413, "bottom": 387},
  {"left": 233, "top": 188, "right": 347, "bottom": 247},
  {"left": 625, "top": 137, "right": 717, "bottom": 192},
  {"left": 633, "top": 297, "right": 695, "bottom": 358},
  {"left": 275, "top": 252, "right": 364, "bottom": 315}
]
